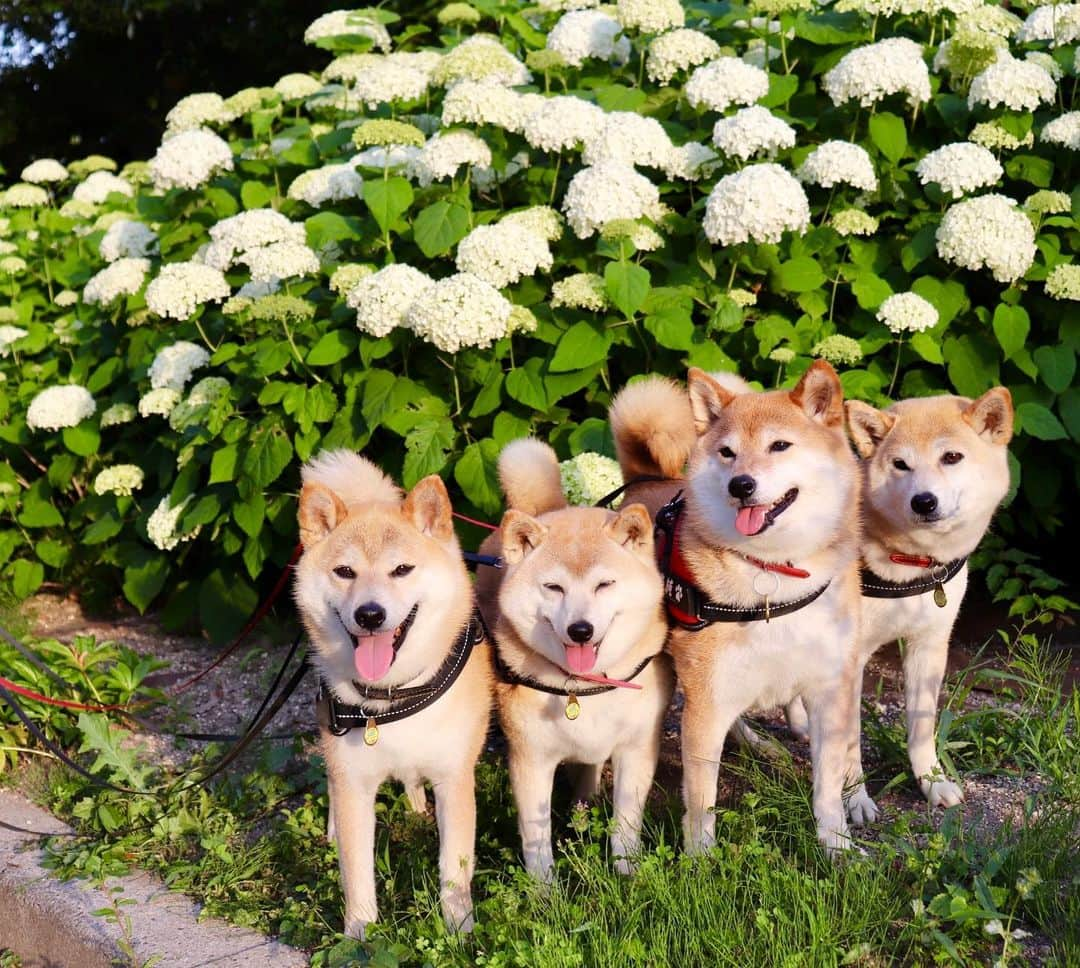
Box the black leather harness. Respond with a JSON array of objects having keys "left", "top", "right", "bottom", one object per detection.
[{"left": 859, "top": 556, "right": 967, "bottom": 600}]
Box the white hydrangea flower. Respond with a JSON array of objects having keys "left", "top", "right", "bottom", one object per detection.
[
  {"left": 304, "top": 9, "right": 392, "bottom": 51},
  {"left": 149, "top": 129, "right": 234, "bottom": 191},
  {"left": 236, "top": 278, "right": 280, "bottom": 298},
  {"left": 936, "top": 194, "right": 1036, "bottom": 284},
  {"left": 93, "top": 465, "right": 145, "bottom": 497},
  {"left": 1017, "top": 4, "right": 1080, "bottom": 46},
  {"left": 442, "top": 81, "right": 545, "bottom": 133},
  {"left": 138, "top": 387, "right": 182, "bottom": 417},
  {"left": 407, "top": 272, "right": 513, "bottom": 352},
  {"left": 646, "top": 28, "right": 721, "bottom": 84},
  {"left": 431, "top": 35, "right": 530, "bottom": 87},
  {"left": 1, "top": 183, "right": 50, "bottom": 207},
  {"left": 1045, "top": 264, "right": 1080, "bottom": 300},
  {"left": 823, "top": 38, "right": 930, "bottom": 108},
  {"left": 686, "top": 57, "right": 770, "bottom": 113},
  {"left": 410, "top": 130, "right": 492, "bottom": 186},
  {"left": 562, "top": 161, "right": 662, "bottom": 239},
  {"left": 729, "top": 288, "right": 757, "bottom": 307},
  {"left": 99, "top": 220, "right": 159, "bottom": 262},
  {"left": 664, "top": 141, "right": 720, "bottom": 180},
  {"left": 165, "top": 92, "right": 230, "bottom": 132},
  {"left": 71, "top": 171, "right": 134, "bottom": 204},
  {"left": 273, "top": 73, "right": 323, "bottom": 100},
  {"left": 0, "top": 325, "right": 28, "bottom": 356},
  {"left": 1024, "top": 190, "right": 1071, "bottom": 215},
  {"left": 769, "top": 346, "right": 794, "bottom": 363},
  {"left": 145, "top": 262, "right": 230, "bottom": 319},
  {"left": 83, "top": 257, "right": 152, "bottom": 305},
  {"left": 877, "top": 292, "right": 938, "bottom": 334},
  {"left": 148, "top": 340, "right": 211, "bottom": 390},
  {"left": 21, "top": 159, "right": 68, "bottom": 183},
  {"left": 551, "top": 272, "right": 609, "bottom": 311},
  {"left": 330, "top": 263, "right": 375, "bottom": 294},
  {"left": 59, "top": 198, "right": 97, "bottom": 220},
  {"left": 582, "top": 111, "right": 676, "bottom": 169},
  {"left": 239, "top": 240, "right": 320, "bottom": 282},
  {"left": 546, "top": 9, "right": 631, "bottom": 67},
  {"left": 169, "top": 376, "right": 231, "bottom": 429},
  {"left": 1026, "top": 51, "right": 1064, "bottom": 82},
  {"left": 147, "top": 494, "right": 198, "bottom": 551},
  {"left": 812, "top": 335, "right": 863, "bottom": 366},
  {"left": 100, "top": 402, "right": 136, "bottom": 427},
  {"left": 602, "top": 219, "right": 664, "bottom": 251},
  {"left": 703, "top": 163, "right": 810, "bottom": 246},
  {"left": 954, "top": 4, "right": 1021, "bottom": 37},
  {"left": 560, "top": 453, "right": 623, "bottom": 506},
  {"left": 502, "top": 205, "right": 564, "bottom": 242},
  {"left": 796, "top": 141, "right": 878, "bottom": 191},
  {"left": 968, "top": 56, "right": 1056, "bottom": 112},
  {"left": 202, "top": 209, "right": 307, "bottom": 269},
  {"left": 831, "top": 209, "right": 879, "bottom": 236},
  {"left": 969, "top": 121, "right": 1033, "bottom": 151},
  {"left": 538, "top": 0, "right": 600, "bottom": 9},
  {"left": 711, "top": 106, "right": 796, "bottom": 162},
  {"left": 0, "top": 256, "right": 27, "bottom": 275},
  {"left": 915, "top": 142, "right": 1003, "bottom": 198},
  {"left": 351, "top": 144, "right": 423, "bottom": 171},
  {"left": 26, "top": 385, "right": 96, "bottom": 431},
  {"left": 1041, "top": 112, "right": 1080, "bottom": 150},
  {"left": 352, "top": 63, "right": 430, "bottom": 107},
  {"left": 287, "top": 164, "right": 363, "bottom": 206},
  {"left": 347, "top": 263, "right": 436, "bottom": 337},
  {"left": 456, "top": 221, "right": 554, "bottom": 289},
  {"left": 522, "top": 95, "right": 606, "bottom": 152},
  {"left": 616, "top": 0, "right": 685, "bottom": 33}
]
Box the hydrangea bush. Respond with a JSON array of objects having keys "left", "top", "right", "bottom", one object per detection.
[{"left": 2, "top": 1, "right": 1078, "bottom": 640}]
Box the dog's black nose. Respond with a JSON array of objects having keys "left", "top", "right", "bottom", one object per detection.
[
  {"left": 729, "top": 475, "right": 757, "bottom": 500},
  {"left": 354, "top": 602, "right": 386, "bottom": 630},
  {"left": 566, "top": 621, "right": 594, "bottom": 643},
  {"left": 911, "top": 492, "right": 938, "bottom": 516}
]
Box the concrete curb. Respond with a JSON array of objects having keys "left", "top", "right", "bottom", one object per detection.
[{"left": 0, "top": 790, "right": 309, "bottom": 968}]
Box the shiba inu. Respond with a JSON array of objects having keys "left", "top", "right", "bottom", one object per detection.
[
  {"left": 610, "top": 362, "right": 863, "bottom": 856},
  {"left": 475, "top": 438, "right": 673, "bottom": 880},
  {"left": 800, "top": 388, "right": 1014, "bottom": 821},
  {"left": 294, "top": 450, "right": 492, "bottom": 938}
]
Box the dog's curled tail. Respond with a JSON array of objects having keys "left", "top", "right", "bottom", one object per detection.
[
  {"left": 609, "top": 377, "right": 696, "bottom": 480},
  {"left": 301, "top": 449, "right": 401, "bottom": 507},
  {"left": 498, "top": 438, "right": 567, "bottom": 516}
]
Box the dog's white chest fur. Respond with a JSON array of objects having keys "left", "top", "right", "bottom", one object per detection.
[{"left": 860, "top": 566, "right": 967, "bottom": 657}]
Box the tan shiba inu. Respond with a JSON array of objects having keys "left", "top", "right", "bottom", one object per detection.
[
  {"left": 610, "top": 363, "right": 863, "bottom": 856},
  {"left": 475, "top": 439, "right": 673, "bottom": 880},
  {"left": 803, "top": 389, "right": 1014, "bottom": 821},
  {"left": 294, "top": 450, "right": 492, "bottom": 938}
]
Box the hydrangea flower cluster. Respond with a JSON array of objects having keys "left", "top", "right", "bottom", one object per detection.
[
  {"left": 456, "top": 221, "right": 554, "bottom": 289},
  {"left": 21, "top": 159, "right": 68, "bottom": 183},
  {"left": 547, "top": 10, "right": 631, "bottom": 67},
  {"left": 99, "top": 220, "right": 159, "bottom": 262},
  {"left": 877, "top": 292, "right": 938, "bottom": 334},
  {"left": 83, "top": 257, "right": 152, "bottom": 305},
  {"left": 646, "top": 29, "right": 721, "bottom": 84},
  {"left": 346, "top": 263, "right": 436, "bottom": 337},
  {"left": 615, "top": 0, "right": 685, "bottom": 34},
  {"left": 935, "top": 194, "right": 1036, "bottom": 284},
  {"left": 411, "top": 129, "right": 493, "bottom": 186},
  {"left": 148, "top": 340, "right": 212, "bottom": 390},
  {"left": 822, "top": 38, "right": 930, "bottom": 108},
  {"left": 551, "top": 272, "right": 609, "bottom": 311},
  {"left": 288, "top": 164, "right": 364, "bottom": 206},
  {"left": 712, "top": 106, "right": 796, "bottom": 162},
  {"left": 685, "top": 57, "right": 769, "bottom": 112},
  {"left": 796, "top": 141, "right": 877, "bottom": 192},
  {"left": 915, "top": 142, "right": 1003, "bottom": 198},
  {"left": 147, "top": 495, "right": 198, "bottom": 551},
  {"left": 165, "top": 92, "right": 231, "bottom": 132},
  {"left": 72, "top": 171, "right": 134, "bottom": 204},
  {"left": 560, "top": 453, "right": 624, "bottom": 507},
  {"left": 203, "top": 209, "right": 308, "bottom": 270},
  {"left": 1041, "top": 112, "right": 1080, "bottom": 150},
  {"left": 138, "top": 387, "right": 182, "bottom": 417},
  {"left": 406, "top": 272, "right": 514, "bottom": 352},
  {"left": 968, "top": 56, "right": 1056, "bottom": 112},
  {"left": 562, "top": 161, "right": 661, "bottom": 238},
  {"left": 146, "top": 262, "right": 230, "bottom": 319},
  {"left": 26, "top": 385, "right": 96, "bottom": 431},
  {"left": 1045, "top": 264, "right": 1080, "bottom": 300},
  {"left": 704, "top": 164, "right": 810, "bottom": 246},
  {"left": 149, "top": 129, "right": 234, "bottom": 190},
  {"left": 0, "top": 325, "right": 28, "bottom": 356},
  {"left": 522, "top": 96, "right": 605, "bottom": 153},
  {"left": 93, "top": 465, "right": 145, "bottom": 497},
  {"left": 812, "top": 335, "right": 863, "bottom": 366},
  {"left": 304, "top": 10, "right": 392, "bottom": 51}
]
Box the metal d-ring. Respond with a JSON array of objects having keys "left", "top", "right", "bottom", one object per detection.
[
  {"left": 752, "top": 570, "right": 781, "bottom": 600},
  {"left": 930, "top": 563, "right": 948, "bottom": 585}
]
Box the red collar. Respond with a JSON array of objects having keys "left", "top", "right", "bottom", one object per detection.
[
  {"left": 740, "top": 554, "right": 811, "bottom": 579},
  {"left": 889, "top": 552, "right": 936, "bottom": 568}
]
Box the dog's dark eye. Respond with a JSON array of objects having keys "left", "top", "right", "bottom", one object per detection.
[
  {"left": 770, "top": 441, "right": 792, "bottom": 453},
  {"left": 941, "top": 451, "right": 964, "bottom": 466},
  {"left": 596, "top": 580, "right": 615, "bottom": 592},
  {"left": 543, "top": 583, "right": 564, "bottom": 594},
  {"left": 893, "top": 459, "right": 911, "bottom": 472},
  {"left": 333, "top": 565, "right": 356, "bottom": 580},
  {"left": 719, "top": 446, "right": 735, "bottom": 459},
  {"left": 390, "top": 564, "right": 415, "bottom": 578}
]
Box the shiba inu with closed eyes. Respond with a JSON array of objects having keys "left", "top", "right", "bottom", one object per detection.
[
  {"left": 475, "top": 438, "right": 673, "bottom": 880},
  {"left": 294, "top": 450, "right": 492, "bottom": 938},
  {"left": 610, "top": 362, "right": 862, "bottom": 856},
  {"left": 792, "top": 388, "right": 1014, "bottom": 822}
]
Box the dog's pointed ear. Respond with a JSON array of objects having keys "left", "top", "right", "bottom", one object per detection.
[
  {"left": 790, "top": 360, "right": 844, "bottom": 427},
  {"left": 500, "top": 509, "right": 548, "bottom": 565},
  {"left": 963, "top": 387, "right": 1013, "bottom": 445},
  {"left": 687, "top": 367, "right": 736, "bottom": 435},
  {"left": 845, "top": 400, "right": 896, "bottom": 458},
  {"left": 402, "top": 475, "right": 455, "bottom": 541},
  {"left": 604, "top": 503, "right": 653, "bottom": 556},
  {"left": 298, "top": 482, "right": 349, "bottom": 546}
]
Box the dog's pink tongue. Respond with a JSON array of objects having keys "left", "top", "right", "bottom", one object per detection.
[
  {"left": 736, "top": 505, "right": 769, "bottom": 536},
  {"left": 354, "top": 632, "right": 395, "bottom": 682},
  {"left": 564, "top": 644, "right": 597, "bottom": 674}
]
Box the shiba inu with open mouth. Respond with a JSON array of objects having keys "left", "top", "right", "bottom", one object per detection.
[
  {"left": 801, "top": 388, "right": 1014, "bottom": 821},
  {"left": 610, "top": 362, "right": 862, "bottom": 856},
  {"left": 475, "top": 438, "right": 673, "bottom": 880},
  {"left": 294, "top": 450, "right": 491, "bottom": 938}
]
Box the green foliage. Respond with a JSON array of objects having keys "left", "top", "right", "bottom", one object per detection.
[{"left": 1, "top": 0, "right": 1078, "bottom": 637}]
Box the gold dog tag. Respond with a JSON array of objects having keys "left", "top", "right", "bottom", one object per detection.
[
  {"left": 565, "top": 694, "right": 581, "bottom": 721},
  {"left": 363, "top": 718, "right": 380, "bottom": 746},
  {"left": 933, "top": 584, "right": 947, "bottom": 608}
]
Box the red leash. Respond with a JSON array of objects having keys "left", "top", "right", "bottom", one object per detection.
[{"left": 452, "top": 510, "right": 498, "bottom": 532}]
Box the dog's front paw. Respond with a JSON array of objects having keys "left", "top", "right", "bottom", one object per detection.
[
  {"left": 441, "top": 888, "right": 474, "bottom": 933},
  {"left": 344, "top": 915, "right": 372, "bottom": 941},
  {"left": 920, "top": 772, "right": 964, "bottom": 809},
  {"left": 614, "top": 855, "right": 638, "bottom": 877},
  {"left": 845, "top": 785, "right": 880, "bottom": 826},
  {"left": 818, "top": 822, "right": 858, "bottom": 859}
]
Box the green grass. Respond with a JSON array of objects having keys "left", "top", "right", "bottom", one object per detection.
[{"left": 13, "top": 626, "right": 1078, "bottom": 968}]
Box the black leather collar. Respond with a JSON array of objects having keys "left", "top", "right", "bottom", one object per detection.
[
  {"left": 317, "top": 613, "right": 482, "bottom": 737},
  {"left": 859, "top": 556, "right": 967, "bottom": 599}
]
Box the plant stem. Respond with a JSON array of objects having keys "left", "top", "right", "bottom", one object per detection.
[
  {"left": 887, "top": 337, "right": 904, "bottom": 398},
  {"left": 549, "top": 153, "right": 562, "bottom": 204}
]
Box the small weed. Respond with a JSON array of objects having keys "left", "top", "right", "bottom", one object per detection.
[{"left": 92, "top": 884, "right": 163, "bottom": 968}]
